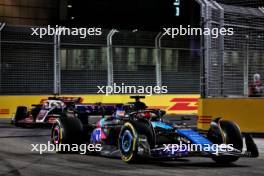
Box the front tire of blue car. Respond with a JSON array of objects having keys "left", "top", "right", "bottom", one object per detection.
[
  {"left": 208, "top": 120, "right": 243, "bottom": 164},
  {"left": 119, "top": 122, "right": 138, "bottom": 163}
]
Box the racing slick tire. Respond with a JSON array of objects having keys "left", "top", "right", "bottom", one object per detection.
[
  {"left": 118, "top": 121, "right": 154, "bottom": 163},
  {"left": 51, "top": 116, "right": 83, "bottom": 153},
  {"left": 208, "top": 120, "right": 243, "bottom": 164}
]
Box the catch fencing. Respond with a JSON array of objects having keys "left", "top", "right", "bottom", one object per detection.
[
  {"left": 201, "top": 0, "right": 264, "bottom": 97},
  {"left": 0, "top": 25, "right": 200, "bottom": 95}
]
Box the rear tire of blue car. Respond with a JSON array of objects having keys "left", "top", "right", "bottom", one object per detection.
[
  {"left": 209, "top": 120, "right": 243, "bottom": 164},
  {"left": 51, "top": 116, "right": 83, "bottom": 153}
]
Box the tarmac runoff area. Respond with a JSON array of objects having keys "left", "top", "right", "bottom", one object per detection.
[{"left": 0, "top": 119, "right": 264, "bottom": 176}]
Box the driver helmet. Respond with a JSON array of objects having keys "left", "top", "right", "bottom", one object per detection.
[{"left": 254, "top": 73, "right": 261, "bottom": 83}]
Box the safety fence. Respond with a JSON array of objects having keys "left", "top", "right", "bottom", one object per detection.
[
  {"left": 201, "top": 0, "right": 264, "bottom": 97},
  {"left": 216, "top": 0, "right": 264, "bottom": 7},
  {"left": 1, "top": 1, "right": 262, "bottom": 96},
  {"left": 0, "top": 26, "right": 200, "bottom": 95}
]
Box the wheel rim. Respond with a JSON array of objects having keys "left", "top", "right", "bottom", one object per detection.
[
  {"left": 53, "top": 126, "right": 60, "bottom": 144},
  {"left": 121, "top": 130, "right": 133, "bottom": 153}
]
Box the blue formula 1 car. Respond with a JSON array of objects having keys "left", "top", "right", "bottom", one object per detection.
[{"left": 51, "top": 96, "right": 259, "bottom": 163}]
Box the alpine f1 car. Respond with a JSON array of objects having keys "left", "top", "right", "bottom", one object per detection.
[
  {"left": 51, "top": 96, "right": 259, "bottom": 163},
  {"left": 12, "top": 97, "right": 83, "bottom": 127}
]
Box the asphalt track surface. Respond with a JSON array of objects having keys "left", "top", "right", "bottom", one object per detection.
[{"left": 0, "top": 119, "right": 264, "bottom": 176}]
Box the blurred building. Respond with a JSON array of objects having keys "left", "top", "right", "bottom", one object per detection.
[{"left": 0, "top": 0, "right": 63, "bottom": 26}]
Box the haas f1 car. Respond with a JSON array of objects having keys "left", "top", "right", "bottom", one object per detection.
[
  {"left": 51, "top": 96, "right": 259, "bottom": 163},
  {"left": 12, "top": 97, "right": 82, "bottom": 127}
]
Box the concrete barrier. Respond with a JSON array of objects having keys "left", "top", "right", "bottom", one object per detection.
[{"left": 198, "top": 98, "right": 264, "bottom": 133}]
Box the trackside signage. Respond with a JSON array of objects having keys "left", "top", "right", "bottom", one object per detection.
[{"left": 0, "top": 95, "right": 199, "bottom": 118}]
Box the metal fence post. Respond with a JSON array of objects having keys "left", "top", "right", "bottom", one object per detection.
[
  {"left": 243, "top": 35, "right": 249, "bottom": 96},
  {"left": 54, "top": 33, "right": 61, "bottom": 95},
  {"left": 202, "top": 1, "right": 212, "bottom": 97},
  {"left": 0, "top": 22, "right": 6, "bottom": 94},
  {"left": 155, "top": 32, "right": 163, "bottom": 88},
  {"left": 213, "top": 1, "right": 225, "bottom": 96},
  {"left": 196, "top": 0, "right": 206, "bottom": 98},
  {"left": 106, "top": 29, "right": 118, "bottom": 87}
]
